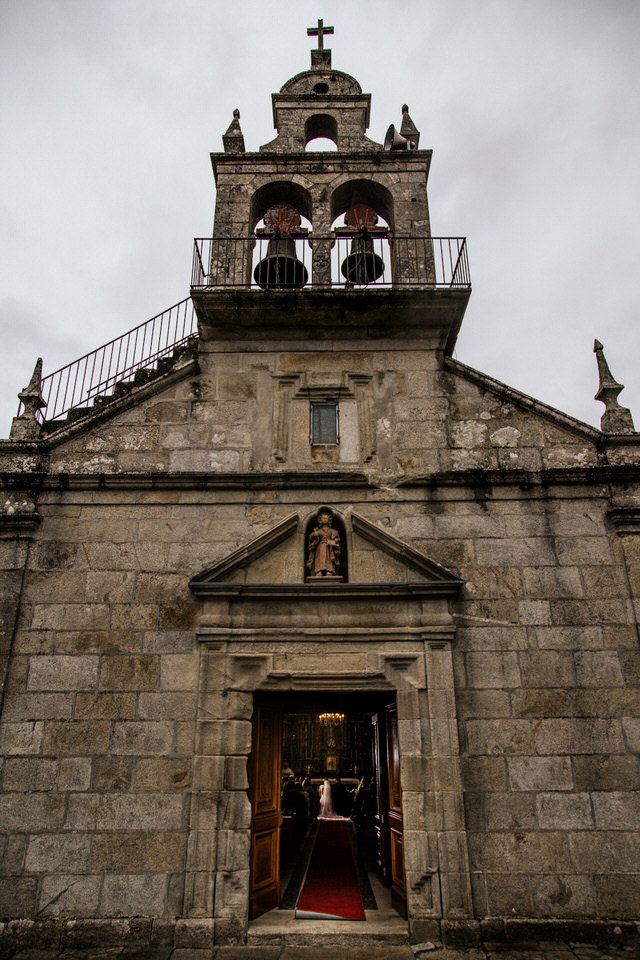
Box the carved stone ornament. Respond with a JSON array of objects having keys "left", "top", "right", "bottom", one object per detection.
[
  {"left": 262, "top": 203, "right": 304, "bottom": 236},
  {"left": 594, "top": 339, "right": 635, "bottom": 435},
  {"left": 306, "top": 508, "right": 342, "bottom": 581},
  {"left": 222, "top": 108, "right": 245, "bottom": 154},
  {"left": 10, "top": 357, "right": 46, "bottom": 440}
]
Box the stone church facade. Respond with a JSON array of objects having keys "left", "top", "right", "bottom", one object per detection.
[{"left": 1, "top": 27, "right": 639, "bottom": 952}]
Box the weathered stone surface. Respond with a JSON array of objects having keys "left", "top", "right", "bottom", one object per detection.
[
  {"left": 111, "top": 722, "right": 174, "bottom": 756},
  {"left": 28, "top": 656, "right": 98, "bottom": 690},
  {"left": 0, "top": 794, "right": 66, "bottom": 832},
  {"left": 0, "top": 877, "right": 38, "bottom": 916},
  {"left": 507, "top": 757, "right": 574, "bottom": 792},
  {"left": 138, "top": 691, "right": 197, "bottom": 720},
  {"left": 131, "top": 758, "right": 191, "bottom": 791},
  {"left": 465, "top": 720, "right": 534, "bottom": 756},
  {"left": 41, "top": 721, "right": 111, "bottom": 756},
  {"left": 25, "top": 834, "right": 90, "bottom": 873},
  {"left": 90, "top": 832, "right": 186, "bottom": 871},
  {"left": 39, "top": 875, "right": 101, "bottom": 917},
  {"left": 468, "top": 832, "right": 572, "bottom": 873},
  {"left": 65, "top": 793, "right": 184, "bottom": 831},
  {"left": 532, "top": 719, "right": 625, "bottom": 755},
  {"left": 594, "top": 874, "right": 640, "bottom": 917},
  {"left": 100, "top": 875, "right": 168, "bottom": 917},
  {"left": 569, "top": 830, "right": 640, "bottom": 873},
  {"left": 74, "top": 692, "right": 137, "bottom": 720},
  {"left": 159, "top": 654, "right": 199, "bottom": 691},
  {"left": 0, "top": 721, "right": 44, "bottom": 756},
  {"left": 572, "top": 754, "right": 640, "bottom": 790},
  {"left": 99, "top": 656, "right": 159, "bottom": 691},
  {"left": 91, "top": 757, "right": 133, "bottom": 792},
  {"left": 592, "top": 791, "right": 640, "bottom": 829},
  {"left": 535, "top": 792, "right": 593, "bottom": 830}
]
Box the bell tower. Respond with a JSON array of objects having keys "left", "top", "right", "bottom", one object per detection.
[{"left": 191, "top": 24, "right": 470, "bottom": 472}]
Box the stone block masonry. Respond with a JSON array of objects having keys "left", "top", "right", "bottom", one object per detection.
[{"left": 1, "top": 36, "right": 640, "bottom": 949}]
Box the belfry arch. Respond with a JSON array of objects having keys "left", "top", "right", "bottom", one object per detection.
[
  {"left": 304, "top": 113, "right": 339, "bottom": 150},
  {"left": 330, "top": 178, "right": 395, "bottom": 233},
  {"left": 249, "top": 180, "right": 313, "bottom": 232}
]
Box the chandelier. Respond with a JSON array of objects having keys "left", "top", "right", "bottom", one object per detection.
[{"left": 318, "top": 712, "right": 345, "bottom": 727}]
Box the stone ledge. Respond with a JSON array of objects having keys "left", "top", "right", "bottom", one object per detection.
[
  {"left": 476, "top": 918, "right": 640, "bottom": 947},
  {"left": 0, "top": 917, "right": 639, "bottom": 954},
  {"left": 607, "top": 506, "right": 640, "bottom": 534},
  {"left": 32, "top": 470, "right": 372, "bottom": 492}
]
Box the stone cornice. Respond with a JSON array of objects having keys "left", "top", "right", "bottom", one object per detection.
[
  {"left": 189, "top": 581, "right": 460, "bottom": 600},
  {"left": 398, "top": 464, "right": 640, "bottom": 489},
  {"left": 193, "top": 287, "right": 470, "bottom": 352},
  {"left": 0, "top": 512, "right": 42, "bottom": 539},
  {"left": 607, "top": 506, "right": 640, "bottom": 534},
  {"left": 29, "top": 470, "right": 372, "bottom": 492},
  {"left": 211, "top": 150, "right": 432, "bottom": 174},
  {"left": 3, "top": 465, "right": 640, "bottom": 495}
]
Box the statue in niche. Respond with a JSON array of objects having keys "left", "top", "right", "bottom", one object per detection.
[{"left": 306, "top": 509, "right": 342, "bottom": 580}]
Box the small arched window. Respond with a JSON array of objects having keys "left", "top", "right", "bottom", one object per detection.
[{"left": 305, "top": 114, "right": 338, "bottom": 151}]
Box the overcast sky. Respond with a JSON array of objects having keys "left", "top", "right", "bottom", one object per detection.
[{"left": 1, "top": 0, "right": 639, "bottom": 436}]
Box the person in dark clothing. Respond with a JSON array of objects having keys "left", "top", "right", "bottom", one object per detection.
[
  {"left": 353, "top": 776, "right": 374, "bottom": 827},
  {"left": 302, "top": 777, "right": 320, "bottom": 819},
  {"left": 330, "top": 776, "right": 352, "bottom": 817}
]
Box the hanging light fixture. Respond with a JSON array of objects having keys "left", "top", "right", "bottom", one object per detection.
[{"left": 318, "top": 712, "right": 345, "bottom": 726}]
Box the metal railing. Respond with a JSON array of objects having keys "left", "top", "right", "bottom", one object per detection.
[
  {"left": 21, "top": 236, "right": 469, "bottom": 427},
  {"left": 22, "top": 298, "right": 197, "bottom": 424},
  {"left": 191, "top": 235, "right": 470, "bottom": 290}
]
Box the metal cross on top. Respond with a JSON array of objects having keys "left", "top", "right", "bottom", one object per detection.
[{"left": 307, "top": 18, "right": 334, "bottom": 50}]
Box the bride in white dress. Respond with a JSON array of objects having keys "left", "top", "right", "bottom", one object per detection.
[{"left": 319, "top": 779, "right": 336, "bottom": 818}]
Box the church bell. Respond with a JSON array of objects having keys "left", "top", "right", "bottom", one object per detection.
[
  {"left": 341, "top": 233, "right": 385, "bottom": 285},
  {"left": 338, "top": 203, "right": 387, "bottom": 285},
  {"left": 254, "top": 236, "right": 309, "bottom": 289},
  {"left": 253, "top": 203, "right": 309, "bottom": 290}
]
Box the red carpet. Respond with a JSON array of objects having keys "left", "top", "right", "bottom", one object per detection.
[{"left": 295, "top": 819, "right": 366, "bottom": 920}]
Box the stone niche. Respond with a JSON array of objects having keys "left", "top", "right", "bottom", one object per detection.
[{"left": 186, "top": 509, "right": 473, "bottom": 945}]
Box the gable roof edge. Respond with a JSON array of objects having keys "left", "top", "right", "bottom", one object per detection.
[
  {"left": 42, "top": 354, "right": 198, "bottom": 448},
  {"left": 351, "top": 511, "right": 462, "bottom": 586},
  {"left": 444, "top": 357, "right": 601, "bottom": 442},
  {"left": 190, "top": 512, "right": 299, "bottom": 587}
]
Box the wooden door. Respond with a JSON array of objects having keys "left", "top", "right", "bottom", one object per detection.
[
  {"left": 371, "top": 711, "right": 391, "bottom": 884},
  {"left": 247, "top": 698, "right": 282, "bottom": 919},
  {"left": 386, "top": 702, "right": 406, "bottom": 917}
]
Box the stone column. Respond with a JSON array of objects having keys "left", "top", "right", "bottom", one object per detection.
[
  {"left": 424, "top": 641, "right": 474, "bottom": 932},
  {"left": 310, "top": 187, "right": 333, "bottom": 287},
  {"left": 185, "top": 641, "right": 255, "bottom": 946}
]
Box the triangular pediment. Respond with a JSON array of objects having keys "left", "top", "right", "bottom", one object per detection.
[{"left": 189, "top": 510, "right": 462, "bottom": 600}]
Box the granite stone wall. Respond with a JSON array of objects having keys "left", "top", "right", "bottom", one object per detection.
[{"left": 0, "top": 335, "right": 639, "bottom": 940}]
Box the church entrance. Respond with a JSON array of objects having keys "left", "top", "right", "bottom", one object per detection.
[{"left": 248, "top": 691, "right": 406, "bottom": 923}]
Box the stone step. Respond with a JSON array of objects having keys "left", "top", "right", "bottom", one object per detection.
[{"left": 248, "top": 930, "right": 411, "bottom": 949}]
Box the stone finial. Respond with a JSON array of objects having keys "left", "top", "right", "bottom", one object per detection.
[
  {"left": 223, "top": 108, "right": 245, "bottom": 154},
  {"left": 400, "top": 104, "right": 420, "bottom": 149},
  {"left": 594, "top": 339, "right": 635, "bottom": 434},
  {"left": 10, "top": 358, "right": 46, "bottom": 440}
]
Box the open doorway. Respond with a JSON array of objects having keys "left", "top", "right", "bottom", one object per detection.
[{"left": 248, "top": 690, "right": 406, "bottom": 923}]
